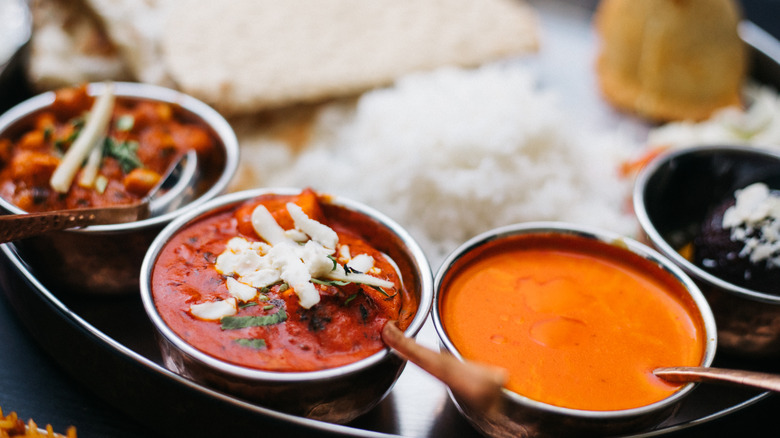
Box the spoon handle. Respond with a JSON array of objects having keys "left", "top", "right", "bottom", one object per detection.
[
  {"left": 0, "top": 203, "right": 147, "bottom": 243},
  {"left": 654, "top": 366, "right": 780, "bottom": 393},
  {"left": 382, "top": 321, "right": 508, "bottom": 414}
]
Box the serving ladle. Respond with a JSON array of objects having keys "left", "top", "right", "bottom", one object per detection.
[
  {"left": 382, "top": 321, "right": 508, "bottom": 414},
  {"left": 654, "top": 366, "right": 780, "bottom": 393},
  {"left": 382, "top": 322, "right": 780, "bottom": 416},
  {"left": 0, "top": 149, "right": 197, "bottom": 243}
]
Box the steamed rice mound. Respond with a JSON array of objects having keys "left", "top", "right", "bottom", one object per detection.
[{"left": 234, "top": 63, "right": 639, "bottom": 266}]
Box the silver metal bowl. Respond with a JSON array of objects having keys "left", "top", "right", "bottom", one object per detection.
[
  {"left": 634, "top": 145, "right": 780, "bottom": 357},
  {"left": 0, "top": 82, "right": 239, "bottom": 294},
  {"left": 432, "top": 222, "right": 717, "bottom": 438},
  {"left": 139, "top": 188, "right": 434, "bottom": 424}
]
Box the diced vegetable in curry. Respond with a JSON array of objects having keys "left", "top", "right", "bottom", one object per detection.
[{"left": 0, "top": 83, "right": 218, "bottom": 212}]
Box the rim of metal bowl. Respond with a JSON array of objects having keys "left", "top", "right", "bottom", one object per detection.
[
  {"left": 633, "top": 145, "right": 780, "bottom": 305},
  {"left": 140, "top": 187, "right": 434, "bottom": 382},
  {"left": 431, "top": 221, "right": 718, "bottom": 420},
  {"left": 0, "top": 81, "right": 240, "bottom": 232}
]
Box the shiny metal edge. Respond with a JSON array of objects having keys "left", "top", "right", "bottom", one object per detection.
[
  {"left": 0, "top": 242, "right": 398, "bottom": 438},
  {"left": 139, "top": 187, "right": 433, "bottom": 382},
  {"left": 431, "top": 222, "right": 720, "bottom": 426},
  {"left": 0, "top": 81, "right": 240, "bottom": 232},
  {"left": 1, "top": 0, "right": 779, "bottom": 436}
]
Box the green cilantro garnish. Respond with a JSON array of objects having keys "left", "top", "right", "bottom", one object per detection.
[
  {"left": 371, "top": 285, "right": 397, "bottom": 298},
  {"left": 234, "top": 338, "right": 267, "bottom": 349},
  {"left": 103, "top": 137, "right": 142, "bottom": 173},
  {"left": 311, "top": 278, "right": 351, "bottom": 287},
  {"left": 221, "top": 309, "right": 288, "bottom": 330},
  {"left": 344, "top": 294, "right": 358, "bottom": 306}
]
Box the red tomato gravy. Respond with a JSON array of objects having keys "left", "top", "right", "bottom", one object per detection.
[
  {"left": 440, "top": 233, "right": 707, "bottom": 411},
  {"left": 151, "top": 190, "right": 418, "bottom": 372}
]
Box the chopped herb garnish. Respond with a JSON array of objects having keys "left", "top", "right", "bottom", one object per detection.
[
  {"left": 343, "top": 263, "right": 360, "bottom": 275},
  {"left": 371, "top": 285, "right": 397, "bottom": 298},
  {"left": 234, "top": 338, "right": 267, "bottom": 349},
  {"left": 278, "top": 283, "right": 289, "bottom": 292},
  {"left": 328, "top": 255, "right": 337, "bottom": 270},
  {"left": 115, "top": 115, "right": 135, "bottom": 132},
  {"left": 71, "top": 117, "right": 86, "bottom": 130},
  {"left": 311, "top": 278, "right": 350, "bottom": 287},
  {"left": 221, "top": 309, "right": 287, "bottom": 330},
  {"left": 263, "top": 305, "right": 274, "bottom": 310},
  {"left": 344, "top": 294, "right": 358, "bottom": 306},
  {"left": 103, "top": 137, "right": 142, "bottom": 173},
  {"left": 43, "top": 127, "right": 53, "bottom": 142},
  {"left": 239, "top": 301, "right": 258, "bottom": 309},
  {"left": 258, "top": 294, "right": 270, "bottom": 302}
]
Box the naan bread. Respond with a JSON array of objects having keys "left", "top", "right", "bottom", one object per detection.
[
  {"left": 159, "top": 0, "right": 539, "bottom": 115},
  {"left": 26, "top": 0, "right": 538, "bottom": 116},
  {"left": 80, "top": 0, "right": 174, "bottom": 86},
  {"left": 27, "top": 0, "right": 130, "bottom": 90}
]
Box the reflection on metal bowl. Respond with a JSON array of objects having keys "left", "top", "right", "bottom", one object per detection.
[
  {"left": 0, "top": 82, "right": 239, "bottom": 294},
  {"left": 432, "top": 222, "right": 717, "bottom": 438},
  {"left": 139, "top": 188, "right": 434, "bottom": 423},
  {"left": 634, "top": 145, "right": 780, "bottom": 357}
]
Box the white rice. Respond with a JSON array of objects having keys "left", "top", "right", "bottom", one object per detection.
[{"left": 236, "top": 63, "right": 642, "bottom": 268}]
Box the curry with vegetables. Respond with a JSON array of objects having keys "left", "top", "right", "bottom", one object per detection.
[
  {"left": 0, "top": 83, "right": 217, "bottom": 212},
  {"left": 151, "top": 189, "right": 418, "bottom": 372}
]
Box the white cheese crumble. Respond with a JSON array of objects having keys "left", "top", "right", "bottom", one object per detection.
[
  {"left": 202, "top": 201, "right": 394, "bottom": 314},
  {"left": 722, "top": 182, "right": 780, "bottom": 267},
  {"left": 190, "top": 297, "right": 237, "bottom": 320}
]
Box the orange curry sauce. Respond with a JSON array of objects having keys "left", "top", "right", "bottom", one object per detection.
[
  {"left": 0, "top": 84, "right": 217, "bottom": 212},
  {"left": 440, "top": 233, "right": 706, "bottom": 411},
  {"left": 152, "top": 190, "right": 418, "bottom": 372}
]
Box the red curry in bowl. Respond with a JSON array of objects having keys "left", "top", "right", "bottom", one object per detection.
[
  {"left": 0, "top": 83, "right": 218, "bottom": 212},
  {"left": 150, "top": 189, "right": 419, "bottom": 372}
]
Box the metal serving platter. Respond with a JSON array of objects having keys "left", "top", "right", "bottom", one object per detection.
[{"left": 2, "top": 1, "right": 780, "bottom": 437}]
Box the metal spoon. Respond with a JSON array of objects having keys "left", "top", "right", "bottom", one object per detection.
[
  {"left": 0, "top": 150, "right": 197, "bottom": 243},
  {"left": 654, "top": 366, "right": 780, "bottom": 393}
]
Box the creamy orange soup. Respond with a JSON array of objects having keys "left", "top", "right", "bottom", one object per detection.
[{"left": 440, "top": 233, "right": 706, "bottom": 411}]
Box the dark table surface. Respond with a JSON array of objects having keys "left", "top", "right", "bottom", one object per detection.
[{"left": 2, "top": 1, "right": 780, "bottom": 437}]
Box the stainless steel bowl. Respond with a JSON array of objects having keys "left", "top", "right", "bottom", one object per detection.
[
  {"left": 0, "top": 81, "right": 239, "bottom": 294},
  {"left": 432, "top": 222, "right": 717, "bottom": 438},
  {"left": 139, "top": 188, "right": 434, "bottom": 423},
  {"left": 634, "top": 145, "right": 780, "bottom": 357}
]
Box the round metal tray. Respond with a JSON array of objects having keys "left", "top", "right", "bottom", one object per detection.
[{"left": 2, "top": 1, "right": 780, "bottom": 436}]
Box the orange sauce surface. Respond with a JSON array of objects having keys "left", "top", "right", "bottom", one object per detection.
[{"left": 440, "top": 233, "right": 706, "bottom": 411}]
